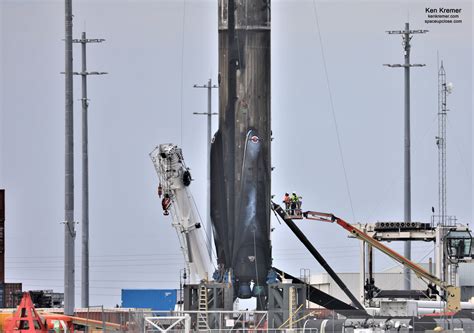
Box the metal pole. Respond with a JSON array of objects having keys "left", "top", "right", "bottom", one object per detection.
[
  {"left": 102, "top": 305, "right": 106, "bottom": 332},
  {"left": 64, "top": 0, "right": 75, "bottom": 316},
  {"left": 193, "top": 79, "right": 217, "bottom": 260},
  {"left": 81, "top": 31, "right": 90, "bottom": 309},
  {"left": 72, "top": 33, "right": 106, "bottom": 310},
  {"left": 368, "top": 244, "right": 374, "bottom": 289},
  {"left": 206, "top": 79, "right": 213, "bottom": 260},
  {"left": 359, "top": 241, "right": 365, "bottom": 304},
  {"left": 403, "top": 22, "right": 412, "bottom": 291},
  {"left": 384, "top": 23, "right": 427, "bottom": 290}
]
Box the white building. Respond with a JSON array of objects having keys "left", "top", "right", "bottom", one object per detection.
[{"left": 309, "top": 262, "right": 474, "bottom": 306}]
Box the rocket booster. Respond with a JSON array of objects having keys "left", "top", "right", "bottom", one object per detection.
[{"left": 211, "top": 0, "right": 271, "bottom": 299}]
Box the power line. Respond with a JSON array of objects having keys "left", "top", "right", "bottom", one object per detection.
[{"left": 311, "top": 0, "right": 356, "bottom": 222}]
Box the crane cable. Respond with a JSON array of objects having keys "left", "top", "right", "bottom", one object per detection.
[{"left": 312, "top": 0, "right": 356, "bottom": 222}]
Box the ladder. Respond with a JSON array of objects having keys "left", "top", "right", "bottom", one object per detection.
[
  {"left": 197, "top": 285, "right": 209, "bottom": 331},
  {"left": 288, "top": 286, "right": 297, "bottom": 329}
]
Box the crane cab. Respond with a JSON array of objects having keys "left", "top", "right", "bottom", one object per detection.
[{"left": 446, "top": 229, "right": 473, "bottom": 260}]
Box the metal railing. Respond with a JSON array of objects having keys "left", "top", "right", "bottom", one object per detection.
[
  {"left": 50, "top": 307, "right": 474, "bottom": 332},
  {"left": 143, "top": 310, "right": 268, "bottom": 332},
  {"left": 431, "top": 215, "right": 457, "bottom": 227}
]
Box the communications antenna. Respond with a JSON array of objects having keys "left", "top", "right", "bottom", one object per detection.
[
  {"left": 436, "top": 61, "right": 453, "bottom": 227},
  {"left": 435, "top": 61, "right": 456, "bottom": 286}
]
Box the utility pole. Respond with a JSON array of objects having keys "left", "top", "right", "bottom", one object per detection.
[
  {"left": 72, "top": 32, "right": 107, "bottom": 308},
  {"left": 193, "top": 79, "right": 218, "bottom": 259},
  {"left": 384, "top": 22, "right": 428, "bottom": 290},
  {"left": 64, "top": 0, "right": 75, "bottom": 316}
]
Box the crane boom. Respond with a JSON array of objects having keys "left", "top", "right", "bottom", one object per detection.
[
  {"left": 150, "top": 144, "right": 214, "bottom": 283},
  {"left": 303, "top": 210, "right": 461, "bottom": 312}
]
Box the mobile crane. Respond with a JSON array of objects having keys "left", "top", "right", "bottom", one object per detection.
[{"left": 150, "top": 144, "right": 214, "bottom": 283}]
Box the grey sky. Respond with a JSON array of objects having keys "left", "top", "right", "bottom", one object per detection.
[{"left": 0, "top": 0, "right": 472, "bottom": 307}]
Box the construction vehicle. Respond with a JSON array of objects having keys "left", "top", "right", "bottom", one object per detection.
[
  {"left": 272, "top": 202, "right": 367, "bottom": 313},
  {"left": 303, "top": 209, "right": 460, "bottom": 312},
  {"left": 150, "top": 144, "right": 214, "bottom": 284},
  {"left": 3, "top": 292, "right": 122, "bottom": 332},
  {"left": 272, "top": 202, "right": 461, "bottom": 313}
]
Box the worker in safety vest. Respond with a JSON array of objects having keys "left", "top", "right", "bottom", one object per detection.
[
  {"left": 290, "top": 192, "right": 302, "bottom": 216},
  {"left": 283, "top": 193, "right": 291, "bottom": 212}
]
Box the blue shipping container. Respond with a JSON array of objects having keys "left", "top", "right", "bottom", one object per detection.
[{"left": 121, "top": 289, "right": 177, "bottom": 311}]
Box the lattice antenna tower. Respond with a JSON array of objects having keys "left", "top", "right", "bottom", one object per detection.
[{"left": 436, "top": 62, "right": 452, "bottom": 226}]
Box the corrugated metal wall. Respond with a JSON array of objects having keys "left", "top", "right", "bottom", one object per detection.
[
  {"left": 311, "top": 268, "right": 474, "bottom": 305},
  {"left": 311, "top": 272, "right": 434, "bottom": 305},
  {"left": 459, "top": 263, "right": 474, "bottom": 285},
  {"left": 459, "top": 263, "right": 474, "bottom": 301}
]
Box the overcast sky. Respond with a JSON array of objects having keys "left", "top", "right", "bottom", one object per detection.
[{"left": 0, "top": 0, "right": 472, "bottom": 307}]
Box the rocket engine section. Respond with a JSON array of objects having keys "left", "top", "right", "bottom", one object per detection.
[{"left": 211, "top": 0, "right": 272, "bottom": 299}]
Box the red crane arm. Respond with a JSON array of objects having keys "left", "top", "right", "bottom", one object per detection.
[
  {"left": 303, "top": 211, "right": 441, "bottom": 286},
  {"left": 299, "top": 210, "right": 460, "bottom": 312}
]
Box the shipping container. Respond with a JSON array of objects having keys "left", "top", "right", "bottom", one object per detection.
[
  {"left": 121, "top": 289, "right": 177, "bottom": 311},
  {"left": 4, "top": 283, "right": 22, "bottom": 308}
]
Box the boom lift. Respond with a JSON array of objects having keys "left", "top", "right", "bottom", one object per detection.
[
  {"left": 272, "top": 202, "right": 367, "bottom": 313},
  {"left": 150, "top": 144, "right": 214, "bottom": 283},
  {"left": 302, "top": 210, "right": 461, "bottom": 313}
]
